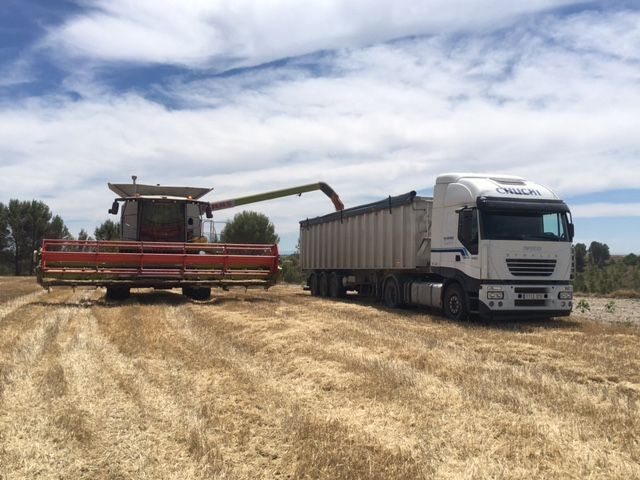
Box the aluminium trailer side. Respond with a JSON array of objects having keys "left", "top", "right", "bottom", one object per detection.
[{"left": 299, "top": 192, "right": 434, "bottom": 301}]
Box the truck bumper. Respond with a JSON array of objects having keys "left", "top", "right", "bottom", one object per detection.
[{"left": 478, "top": 283, "right": 573, "bottom": 320}]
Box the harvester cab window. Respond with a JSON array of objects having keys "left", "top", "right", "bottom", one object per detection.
[
  {"left": 121, "top": 200, "right": 138, "bottom": 241},
  {"left": 140, "top": 201, "right": 185, "bottom": 242}
]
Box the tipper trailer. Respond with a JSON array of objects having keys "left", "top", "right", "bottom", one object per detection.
[
  {"left": 36, "top": 179, "right": 343, "bottom": 300},
  {"left": 300, "top": 173, "right": 575, "bottom": 320}
]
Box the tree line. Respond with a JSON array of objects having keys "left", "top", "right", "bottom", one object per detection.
[
  {"left": 573, "top": 241, "right": 640, "bottom": 294},
  {"left": 0, "top": 199, "right": 118, "bottom": 275},
  {"left": 3, "top": 199, "right": 636, "bottom": 293},
  {"left": 0, "top": 200, "right": 277, "bottom": 276}
]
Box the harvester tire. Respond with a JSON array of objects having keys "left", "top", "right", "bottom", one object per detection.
[
  {"left": 106, "top": 286, "right": 130, "bottom": 300},
  {"left": 183, "top": 287, "right": 211, "bottom": 301}
]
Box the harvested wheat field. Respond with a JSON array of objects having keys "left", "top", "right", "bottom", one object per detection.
[{"left": 0, "top": 277, "right": 639, "bottom": 479}]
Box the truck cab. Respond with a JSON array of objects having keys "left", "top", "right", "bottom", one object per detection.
[{"left": 430, "top": 173, "right": 574, "bottom": 319}]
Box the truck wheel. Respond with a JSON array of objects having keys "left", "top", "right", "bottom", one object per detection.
[
  {"left": 106, "top": 286, "right": 130, "bottom": 300},
  {"left": 443, "top": 283, "right": 468, "bottom": 321},
  {"left": 383, "top": 277, "right": 402, "bottom": 308},
  {"left": 319, "top": 273, "right": 329, "bottom": 298},
  {"left": 329, "top": 273, "right": 345, "bottom": 298},
  {"left": 309, "top": 273, "right": 319, "bottom": 296}
]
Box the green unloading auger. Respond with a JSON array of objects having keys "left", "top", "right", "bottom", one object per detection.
[{"left": 208, "top": 182, "right": 344, "bottom": 212}]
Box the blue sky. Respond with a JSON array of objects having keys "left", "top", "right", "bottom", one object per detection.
[{"left": 1, "top": 0, "right": 639, "bottom": 254}]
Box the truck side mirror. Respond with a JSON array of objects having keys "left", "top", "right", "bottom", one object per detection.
[
  {"left": 108, "top": 201, "right": 119, "bottom": 215},
  {"left": 205, "top": 206, "right": 213, "bottom": 219},
  {"left": 568, "top": 223, "right": 574, "bottom": 241}
]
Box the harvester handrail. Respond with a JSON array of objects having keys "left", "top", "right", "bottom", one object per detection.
[{"left": 38, "top": 239, "right": 279, "bottom": 287}]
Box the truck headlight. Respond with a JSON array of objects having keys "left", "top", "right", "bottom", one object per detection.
[
  {"left": 558, "top": 291, "right": 573, "bottom": 300},
  {"left": 487, "top": 291, "right": 504, "bottom": 300}
]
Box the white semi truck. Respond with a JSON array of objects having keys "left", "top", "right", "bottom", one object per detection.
[{"left": 299, "top": 173, "right": 574, "bottom": 320}]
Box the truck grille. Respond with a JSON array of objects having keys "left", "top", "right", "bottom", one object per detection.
[{"left": 506, "top": 259, "right": 556, "bottom": 277}]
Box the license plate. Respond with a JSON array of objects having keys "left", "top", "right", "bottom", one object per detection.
[{"left": 523, "top": 293, "right": 546, "bottom": 300}]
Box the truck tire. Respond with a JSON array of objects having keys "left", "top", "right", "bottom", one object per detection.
[
  {"left": 443, "top": 283, "right": 468, "bottom": 321},
  {"left": 383, "top": 277, "right": 402, "bottom": 308},
  {"left": 329, "top": 273, "right": 345, "bottom": 298},
  {"left": 309, "top": 273, "right": 320, "bottom": 296},
  {"left": 183, "top": 287, "right": 211, "bottom": 301},
  {"left": 106, "top": 286, "right": 130, "bottom": 300},
  {"left": 319, "top": 273, "right": 329, "bottom": 298}
]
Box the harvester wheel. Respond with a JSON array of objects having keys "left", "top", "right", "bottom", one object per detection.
[
  {"left": 183, "top": 287, "right": 211, "bottom": 301},
  {"left": 319, "top": 273, "right": 329, "bottom": 298},
  {"left": 106, "top": 286, "right": 130, "bottom": 300}
]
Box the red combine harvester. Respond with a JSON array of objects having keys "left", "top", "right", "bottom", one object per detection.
[{"left": 36, "top": 179, "right": 343, "bottom": 300}]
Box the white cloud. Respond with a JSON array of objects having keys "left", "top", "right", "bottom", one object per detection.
[
  {"left": 44, "top": 0, "right": 584, "bottom": 69},
  {"left": 2, "top": 6, "right": 639, "bottom": 253},
  {"left": 570, "top": 203, "right": 640, "bottom": 218}
]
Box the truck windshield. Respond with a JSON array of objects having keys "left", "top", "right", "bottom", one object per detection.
[{"left": 481, "top": 211, "right": 570, "bottom": 242}]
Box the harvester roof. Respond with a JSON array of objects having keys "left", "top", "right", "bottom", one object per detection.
[{"left": 108, "top": 183, "right": 213, "bottom": 200}]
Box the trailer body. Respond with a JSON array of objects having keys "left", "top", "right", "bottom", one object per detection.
[
  {"left": 300, "top": 192, "right": 432, "bottom": 271},
  {"left": 300, "top": 173, "right": 574, "bottom": 320}
]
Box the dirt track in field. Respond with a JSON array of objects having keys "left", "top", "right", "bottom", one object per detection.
[{"left": 1, "top": 277, "right": 639, "bottom": 479}]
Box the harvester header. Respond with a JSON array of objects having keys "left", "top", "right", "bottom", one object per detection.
[{"left": 36, "top": 179, "right": 343, "bottom": 300}]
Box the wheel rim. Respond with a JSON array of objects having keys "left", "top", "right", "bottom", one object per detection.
[{"left": 448, "top": 294, "right": 460, "bottom": 315}]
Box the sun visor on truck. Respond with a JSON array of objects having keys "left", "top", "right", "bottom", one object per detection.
[{"left": 476, "top": 196, "right": 570, "bottom": 213}]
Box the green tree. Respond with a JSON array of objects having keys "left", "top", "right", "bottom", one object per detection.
[
  {"left": 0, "top": 203, "right": 8, "bottom": 252},
  {"left": 47, "top": 215, "right": 71, "bottom": 241},
  {"left": 588, "top": 241, "right": 610, "bottom": 267},
  {"left": 78, "top": 228, "right": 92, "bottom": 241},
  {"left": 574, "top": 243, "right": 587, "bottom": 272},
  {"left": 623, "top": 253, "right": 638, "bottom": 266},
  {"left": 94, "top": 220, "right": 120, "bottom": 240},
  {"left": 280, "top": 238, "right": 303, "bottom": 283},
  {"left": 220, "top": 211, "right": 279, "bottom": 244},
  {"left": 0, "top": 203, "right": 12, "bottom": 274},
  {"left": 1, "top": 199, "right": 70, "bottom": 275}
]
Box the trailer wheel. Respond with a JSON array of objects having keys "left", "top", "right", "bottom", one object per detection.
[
  {"left": 443, "top": 283, "right": 468, "bottom": 321},
  {"left": 383, "top": 277, "right": 402, "bottom": 308},
  {"left": 329, "top": 273, "right": 345, "bottom": 298},
  {"left": 319, "top": 273, "right": 329, "bottom": 298},
  {"left": 106, "top": 286, "right": 130, "bottom": 300},
  {"left": 309, "top": 273, "right": 320, "bottom": 296}
]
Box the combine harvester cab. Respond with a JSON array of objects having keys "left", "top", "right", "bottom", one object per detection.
[{"left": 36, "top": 179, "right": 343, "bottom": 300}]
